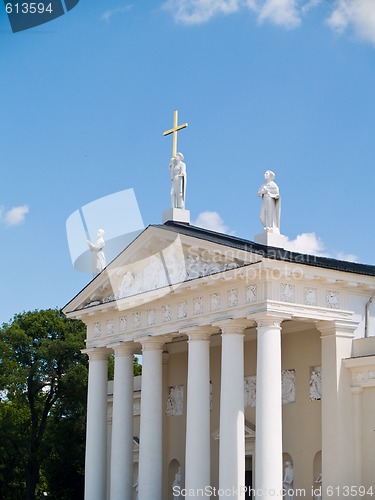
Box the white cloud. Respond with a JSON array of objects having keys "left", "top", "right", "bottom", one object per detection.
[
  {"left": 193, "top": 211, "right": 231, "bottom": 233},
  {"left": 163, "top": 0, "right": 320, "bottom": 27},
  {"left": 335, "top": 251, "right": 358, "bottom": 262},
  {"left": 162, "top": 0, "right": 375, "bottom": 47},
  {"left": 285, "top": 232, "right": 328, "bottom": 256},
  {"left": 327, "top": 0, "right": 375, "bottom": 45},
  {"left": 101, "top": 5, "right": 132, "bottom": 23},
  {"left": 2, "top": 205, "right": 29, "bottom": 227},
  {"left": 285, "top": 232, "right": 358, "bottom": 262},
  {"left": 249, "top": 0, "right": 302, "bottom": 29},
  {"left": 162, "top": 0, "right": 240, "bottom": 25}
]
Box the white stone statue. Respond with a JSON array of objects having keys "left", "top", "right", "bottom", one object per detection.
[
  {"left": 172, "top": 467, "right": 182, "bottom": 499},
  {"left": 313, "top": 473, "right": 322, "bottom": 500},
  {"left": 283, "top": 461, "right": 294, "bottom": 500},
  {"left": 87, "top": 229, "right": 106, "bottom": 275},
  {"left": 169, "top": 152, "right": 186, "bottom": 209},
  {"left": 258, "top": 170, "right": 281, "bottom": 234}
]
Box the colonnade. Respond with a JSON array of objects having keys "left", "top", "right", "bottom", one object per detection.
[{"left": 83, "top": 317, "right": 352, "bottom": 500}]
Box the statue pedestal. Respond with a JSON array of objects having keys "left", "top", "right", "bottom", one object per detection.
[
  {"left": 163, "top": 208, "right": 190, "bottom": 224},
  {"left": 255, "top": 232, "right": 288, "bottom": 249}
]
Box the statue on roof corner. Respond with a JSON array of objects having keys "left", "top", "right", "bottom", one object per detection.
[
  {"left": 169, "top": 152, "right": 186, "bottom": 209},
  {"left": 258, "top": 170, "right": 281, "bottom": 234},
  {"left": 87, "top": 228, "right": 106, "bottom": 276}
]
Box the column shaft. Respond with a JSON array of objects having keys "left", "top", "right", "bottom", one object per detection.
[
  {"left": 255, "top": 319, "right": 283, "bottom": 500},
  {"left": 138, "top": 341, "right": 163, "bottom": 500},
  {"left": 84, "top": 348, "right": 109, "bottom": 500},
  {"left": 318, "top": 321, "right": 356, "bottom": 497},
  {"left": 110, "top": 345, "right": 135, "bottom": 500},
  {"left": 185, "top": 332, "right": 211, "bottom": 495},
  {"left": 351, "top": 387, "right": 363, "bottom": 487},
  {"left": 219, "top": 326, "right": 245, "bottom": 500}
]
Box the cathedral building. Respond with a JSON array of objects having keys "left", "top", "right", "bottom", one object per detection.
[{"left": 63, "top": 116, "right": 375, "bottom": 500}]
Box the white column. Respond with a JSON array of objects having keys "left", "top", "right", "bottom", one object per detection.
[
  {"left": 185, "top": 329, "right": 212, "bottom": 495},
  {"left": 138, "top": 340, "right": 164, "bottom": 500},
  {"left": 255, "top": 318, "right": 283, "bottom": 500},
  {"left": 110, "top": 344, "right": 135, "bottom": 500},
  {"left": 83, "top": 347, "right": 110, "bottom": 500},
  {"left": 219, "top": 324, "right": 245, "bottom": 500},
  {"left": 317, "top": 321, "right": 357, "bottom": 497},
  {"left": 351, "top": 386, "right": 363, "bottom": 487}
]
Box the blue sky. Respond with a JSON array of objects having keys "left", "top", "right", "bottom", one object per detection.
[{"left": 1, "top": 0, "right": 375, "bottom": 325}]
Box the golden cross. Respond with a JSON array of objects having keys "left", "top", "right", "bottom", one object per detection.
[{"left": 163, "top": 110, "right": 188, "bottom": 158}]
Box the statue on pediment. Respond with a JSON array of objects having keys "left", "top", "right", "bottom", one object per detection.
[
  {"left": 170, "top": 152, "right": 186, "bottom": 209},
  {"left": 258, "top": 170, "right": 281, "bottom": 234},
  {"left": 87, "top": 229, "right": 106, "bottom": 276}
]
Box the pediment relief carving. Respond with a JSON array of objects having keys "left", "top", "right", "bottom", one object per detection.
[{"left": 79, "top": 237, "right": 248, "bottom": 310}]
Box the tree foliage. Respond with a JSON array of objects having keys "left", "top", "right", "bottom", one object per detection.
[
  {"left": 0, "top": 308, "right": 142, "bottom": 499},
  {"left": 0, "top": 309, "right": 87, "bottom": 500}
]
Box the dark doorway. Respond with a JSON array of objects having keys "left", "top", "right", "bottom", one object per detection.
[{"left": 245, "top": 455, "right": 253, "bottom": 499}]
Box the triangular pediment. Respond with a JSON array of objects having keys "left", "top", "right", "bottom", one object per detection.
[{"left": 63, "top": 224, "right": 260, "bottom": 315}]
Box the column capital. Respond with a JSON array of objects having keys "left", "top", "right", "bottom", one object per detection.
[
  {"left": 212, "top": 319, "right": 249, "bottom": 335},
  {"left": 316, "top": 319, "right": 358, "bottom": 338},
  {"left": 139, "top": 336, "right": 170, "bottom": 352},
  {"left": 82, "top": 346, "right": 111, "bottom": 361},
  {"left": 110, "top": 342, "right": 137, "bottom": 356},
  {"left": 181, "top": 325, "right": 217, "bottom": 341},
  {"left": 351, "top": 386, "right": 363, "bottom": 396},
  {"left": 250, "top": 312, "right": 290, "bottom": 329}
]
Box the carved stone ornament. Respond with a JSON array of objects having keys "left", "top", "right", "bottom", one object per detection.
[
  {"left": 78, "top": 239, "right": 249, "bottom": 310},
  {"left": 193, "top": 297, "right": 204, "bottom": 315},
  {"left": 177, "top": 301, "right": 187, "bottom": 319},
  {"left": 119, "top": 316, "right": 127, "bottom": 332},
  {"left": 166, "top": 385, "right": 184, "bottom": 416},
  {"left": 326, "top": 291, "right": 339, "bottom": 309},
  {"left": 93, "top": 321, "right": 101, "bottom": 338},
  {"left": 162, "top": 305, "right": 172, "bottom": 322},
  {"left": 304, "top": 288, "right": 317, "bottom": 306},
  {"left": 106, "top": 319, "right": 114, "bottom": 335},
  {"left": 210, "top": 293, "right": 221, "bottom": 312},
  {"left": 227, "top": 289, "right": 238, "bottom": 308},
  {"left": 281, "top": 283, "right": 295, "bottom": 303},
  {"left": 310, "top": 366, "right": 322, "bottom": 401},
  {"left": 246, "top": 285, "right": 257, "bottom": 303},
  {"left": 112, "top": 252, "right": 243, "bottom": 302},
  {"left": 132, "top": 312, "right": 141, "bottom": 329},
  {"left": 282, "top": 370, "right": 296, "bottom": 404},
  {"left": 147, "top": 309, "right": 156, "bottom": 326},
  {"left": 244, "top": 375, "right": 257, "bottom": 408}
]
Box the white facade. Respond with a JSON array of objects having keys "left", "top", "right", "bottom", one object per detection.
[{"left": 63, "top": 223, "right": 375, "bottom": 500}]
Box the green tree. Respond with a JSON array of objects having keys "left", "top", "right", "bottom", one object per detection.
[{"left": 0, "top": 309, "right": 87, "bottom": 500}]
